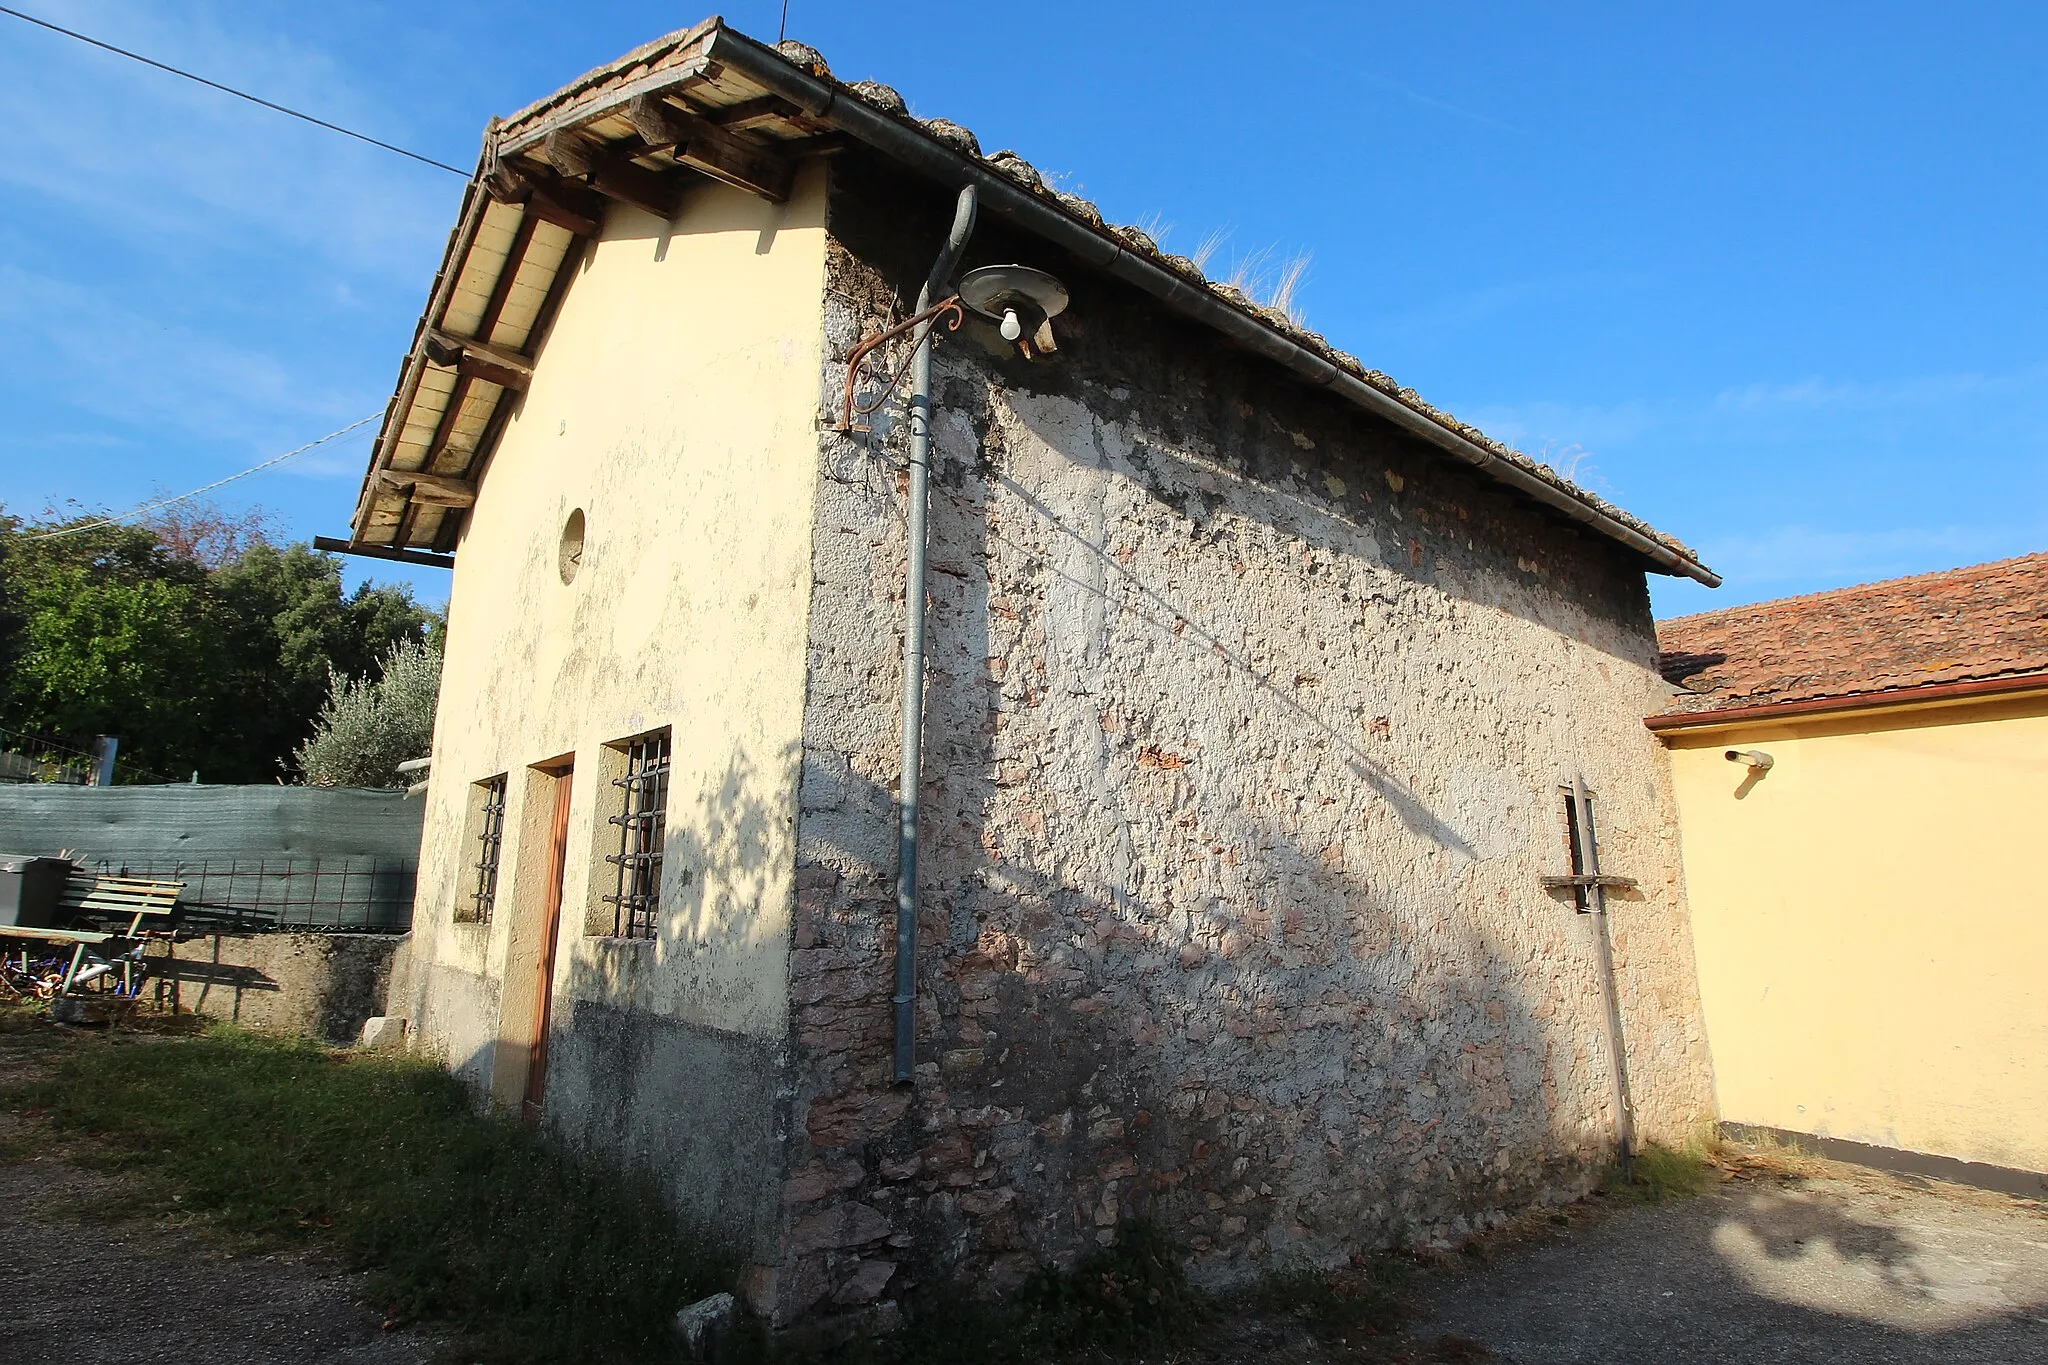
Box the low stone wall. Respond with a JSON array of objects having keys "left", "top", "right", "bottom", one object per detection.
[{"left": 148, "top": 933, "right": 402, "bottom": 1044}]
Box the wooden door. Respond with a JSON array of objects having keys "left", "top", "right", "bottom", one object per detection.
[{"left": 522, "top": 763, "right": 574, "bottom": 1120}]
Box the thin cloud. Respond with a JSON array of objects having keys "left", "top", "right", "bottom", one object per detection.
[
  {"left": 1713, "top": 361, "right": 2048, "bottom": 414},
  {"left": 1359, "top": 269, "right": 1648, "bottom": 354},
  {"left": 1270, "top": 38, "right": 1530, "bottom": 136},
  {"left": 0, "top": 263, "right": 366, "bottom": 455},
  {"left": 1462, "top": 397, "right": 1660, "bottom": 454},
  {"left": 0, "top": 0, "right": 457, "bottom": 281}
]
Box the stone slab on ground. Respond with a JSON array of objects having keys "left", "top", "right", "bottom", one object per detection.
[{"left": 1407, "top": 1155, "right": 2048, "bottom": 1363}]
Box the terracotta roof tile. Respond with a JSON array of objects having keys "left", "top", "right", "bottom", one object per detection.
[{"left": 1655, "top": 552, "right": 2048, "bottom": 712}]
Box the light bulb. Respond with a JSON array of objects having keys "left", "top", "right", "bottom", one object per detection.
[{"left": 1000, "top": 308, "right": 1022, "bottom": 342}]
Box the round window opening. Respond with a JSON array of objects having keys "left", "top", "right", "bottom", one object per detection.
[{"left": 558, "top": 508, "right": 586, "bottom": 585}]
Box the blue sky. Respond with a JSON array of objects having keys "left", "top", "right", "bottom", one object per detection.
[{"left": 3, "top": 2, "right": 2043, "bottom": 618}]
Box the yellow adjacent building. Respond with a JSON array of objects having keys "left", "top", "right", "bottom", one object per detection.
[{"left": 1656, "top": 553, "right": 2048, "bottom": 1191}]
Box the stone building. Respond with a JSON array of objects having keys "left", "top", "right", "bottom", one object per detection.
[{"left": 353, "top": 19, "right": 1722, "bottom": 1322}]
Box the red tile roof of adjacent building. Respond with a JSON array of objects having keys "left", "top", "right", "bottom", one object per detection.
[{"left": 1655, "top": 551, "right": 2048, "bottom": 714}]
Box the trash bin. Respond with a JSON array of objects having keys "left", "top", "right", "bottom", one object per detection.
[{"left": 0, "top": 855, "right": 71, "bottom": 928}]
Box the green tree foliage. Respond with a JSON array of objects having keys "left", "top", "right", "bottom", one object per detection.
[
  {"left": 0, "top": 504, "right": 438, "bottom": 783},
  {"left": 294, "top": 638, "right": 442, "bottom": 789}
]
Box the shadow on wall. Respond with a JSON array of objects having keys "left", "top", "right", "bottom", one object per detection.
[
  {"left": 826, "top": 153, "right": 1669, "bottom": 658},
  {"left": 150, "top": 932, "right": 400, "bottom": 1044},
  {"left": 539, "top": 741, "right": 804, "bottom": 1267},
  {"left": 777, "top": 378, "right": 1669, "bottom": 1312}
]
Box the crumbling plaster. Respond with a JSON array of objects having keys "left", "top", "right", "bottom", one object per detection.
[{"left": 765, "top": 157, "right": 1715, "bottom": 1318}]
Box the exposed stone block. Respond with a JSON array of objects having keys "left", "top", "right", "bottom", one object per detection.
[{"left": 785, "top": 1201, "right": 893, "bottom": 1256}]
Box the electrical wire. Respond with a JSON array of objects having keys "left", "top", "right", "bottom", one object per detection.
[
  {"left": 29, "top": 415, "right": 380, "bottom": 542},
  {"left": 0, "top": 729, "right": 180, "bottom": 785},
  {"left": 0, "top": 5, "right": 467, "bottom": 176}
]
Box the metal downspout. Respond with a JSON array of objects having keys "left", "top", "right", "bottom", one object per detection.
[{"left": 894, "top": 185, "right": 980, "bottom": 1084}]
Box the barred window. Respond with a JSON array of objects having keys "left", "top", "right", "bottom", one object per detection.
[
  {"left": 602, "top": 731, "right": 671, "bottom": 939},
  {"left": 464, "top": 775, "right": 508, "bottom": 924}
]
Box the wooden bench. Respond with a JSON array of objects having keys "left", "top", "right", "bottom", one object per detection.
[{"left": 58, "top": 872, "right": 183, "bottom": 938}]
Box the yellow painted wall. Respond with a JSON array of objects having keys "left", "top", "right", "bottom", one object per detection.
[
  {"left": 1665, "top": 691, "right": 2048, "bottom": 1173},
  {"left": 401, "top": 163, "right": 830, "bottom": 1080}
]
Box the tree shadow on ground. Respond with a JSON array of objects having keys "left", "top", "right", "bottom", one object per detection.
[{"left": 1407, "top": 1169, "right": 2048, "bottom": 1364}]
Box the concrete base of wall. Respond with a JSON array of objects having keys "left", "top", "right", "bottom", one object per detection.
[
  {"left": 149, "top": 932, "right": 402, "bottom": 1044},
  {"left": 1721, "top": 1122, "right": 2048, "bottom": 1200},
  {"left": 541, "top": 996, "right": 789, "bottom": 1265}
]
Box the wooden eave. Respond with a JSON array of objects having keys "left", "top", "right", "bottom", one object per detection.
[{"left": 347, "top": 21, "right": 828, "bottom": 552}]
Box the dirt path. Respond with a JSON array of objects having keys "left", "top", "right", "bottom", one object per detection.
[
  {"left": 7, "top": 1016, "right": 2045, "bottom": 1363},
  {"left": 0, "top": 1024, "right": 434, "bottom": 1365},
  {"left": 1404, "top": 1155, "right": 2048, "bottom": 1363}
]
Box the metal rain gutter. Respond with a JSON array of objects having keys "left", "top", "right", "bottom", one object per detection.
[{"left": 700, "top": 27, "right": 1721, "bottom": 589}]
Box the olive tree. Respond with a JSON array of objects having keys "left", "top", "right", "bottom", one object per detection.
[{"left": 294, "top": 638, "right": 441, "bottom": 788}]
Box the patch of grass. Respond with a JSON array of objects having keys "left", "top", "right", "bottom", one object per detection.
[
  {"left": 1601, "top": 1140, "right": 1715, "bottom": 1204},
  {"left": 0, "top": 998, "right": 52, "bottom": 1035},
  {"left": 3, "top": 1025, "right": 732, "bottom": 1363},
  {"left": 1018, "top": 1218, "right": 1205, "bottom": 1351},
  {"left": 833, "top": 1221, "right": 1205, "bottom": 1364},
  {"left": 1235, "top": 1255, "right": 1411, "bottom": 1344}
]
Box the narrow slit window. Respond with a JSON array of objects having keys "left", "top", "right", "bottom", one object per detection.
[
  {"left": 467, "top": 775, "right": 508, "bottom": 924},
  {"left": 603, "top": 730, "right": 671, "bottom": 939},
  {"left": 1561, "top": 791, "right": 1590, "bottom": 910}
]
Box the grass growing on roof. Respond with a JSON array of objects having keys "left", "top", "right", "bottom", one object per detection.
[{"left": 3, "top": 1023, "right": 732, "bottom": 1363}]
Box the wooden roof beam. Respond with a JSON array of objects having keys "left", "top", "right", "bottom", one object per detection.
[
  {"left": 625, "top": 92, "right": 793, "bottom": 203},
  {"left": 376, "top": 470, "right": 477, "bottom": 508},
  {"left": 708, "top": 93, "right": 818, "bottom": 134},
  {"left": 316, "top": 536, "right": 455, "bottom": 568},
  {"left": 484, "top": 159, "right": 605, "bottom": 238},
  {"left": 537, "top": 130, "right": 685, "bottom": 222},
  {"left": 424, "top": 328, "right": 534, "bottom": 392}
]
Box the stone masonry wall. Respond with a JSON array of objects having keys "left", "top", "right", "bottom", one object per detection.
[{"left": 764, "top": 155, "right": 1716, "bottom": 1321}]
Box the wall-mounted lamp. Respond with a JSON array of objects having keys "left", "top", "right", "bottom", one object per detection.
[
  {"left": 960, "top": 264, "right": 1070, "bottom": 357},
  {"left": 1724, "top": 749, "right": 1774, "bottom": 771}
]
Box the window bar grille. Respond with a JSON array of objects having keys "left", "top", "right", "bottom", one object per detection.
[
  {"left": 604, "top": 733, "right": 671, "bottom": 939},
  {"left": 471, "top": 776, "right": 508, "bottom": 923}
]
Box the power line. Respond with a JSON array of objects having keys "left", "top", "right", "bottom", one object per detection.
[
  {"left": 1, "top": 729, "right": 180, "bottom": 785},
  {"left": 30, "top": 415, "right": 380, "bottom": 543},
  {"left": 0, "top": 5, "right": 467, "bottom": 176}
]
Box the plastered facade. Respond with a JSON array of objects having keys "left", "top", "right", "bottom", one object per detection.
[
  {"left": 758, "top": 162, "right": 1715, "bottom": 1318},
  {"left": 1665, "top": 693, "right": 2048, "bottom": 1175},
  {"left": 392, "top": 163, "right": 830, "bottom": 1257}
]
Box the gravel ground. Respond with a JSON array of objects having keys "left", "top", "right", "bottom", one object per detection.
[
  {"left": 0, "top": 1023, "right": 432, "bottom": 1365},
  {"left": 1407, "top": 1153, "right": 2048, "bottom": 1363},
  {"left": 0, "top": 1156, "right": 437, "bottom": 1365}
]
